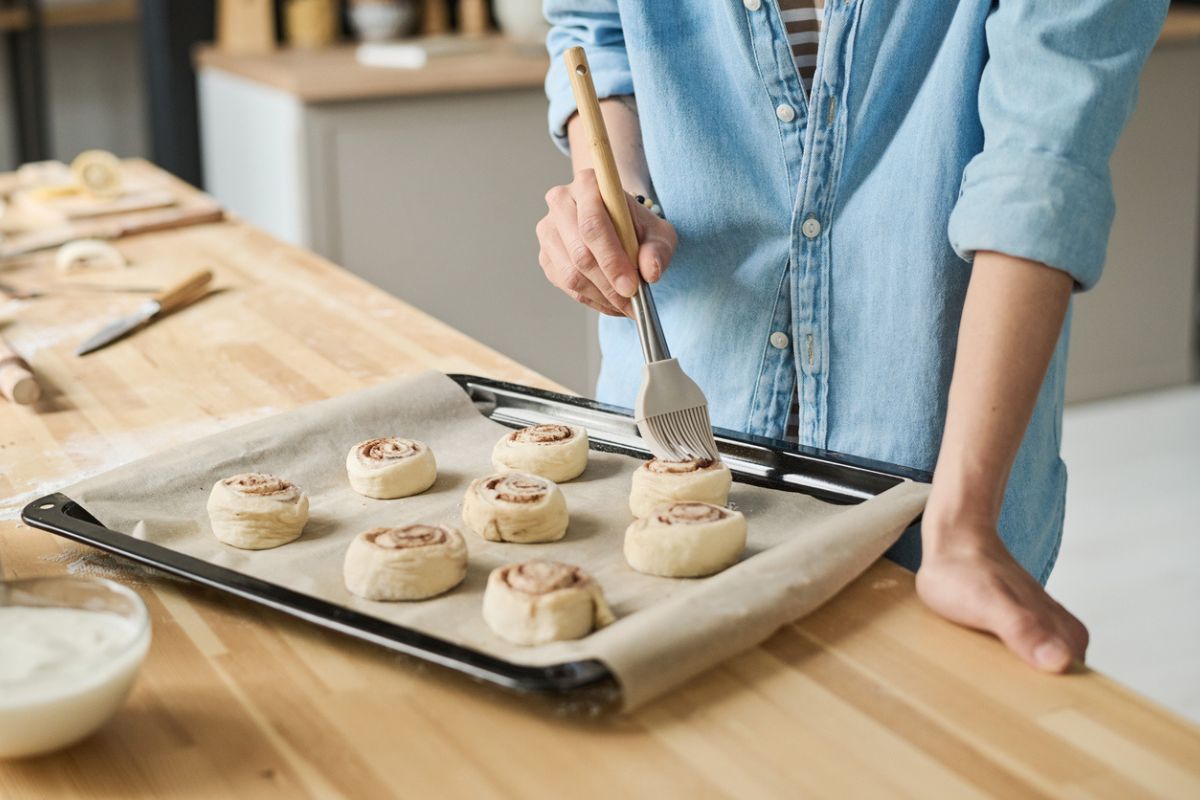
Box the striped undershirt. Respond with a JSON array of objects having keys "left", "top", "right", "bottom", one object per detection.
[
  {"left": 777, "top": 0, "right": 824, "bottom": 95},
  {"left": 777, "top": 1, "right": 824, "bottom": 442}
]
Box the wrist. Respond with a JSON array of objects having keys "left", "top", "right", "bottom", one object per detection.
[{"left": 922, "top": 478, "right": 1006, "bottom": 560}]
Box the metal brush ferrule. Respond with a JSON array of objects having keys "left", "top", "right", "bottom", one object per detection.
[{"left": 631, "top": 280, "right": 669, "bottom": 364}]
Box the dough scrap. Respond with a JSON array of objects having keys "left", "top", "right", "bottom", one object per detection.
[
  {"left": 55, "top": 239, "right": 126, "bottom": 273},
  {"left": 71, "top": 149, "right": 123, "bottom": 198}
]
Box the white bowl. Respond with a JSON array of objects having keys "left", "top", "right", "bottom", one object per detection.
[
  {"left": 348, "top": 2, "right": 416, "bottom": 43},
  {"left": 0, "top": 576, "right": 151, "bottom": 759}
]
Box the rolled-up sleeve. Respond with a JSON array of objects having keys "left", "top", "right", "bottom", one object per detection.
[
  {"left": 544, "top": 0, "right": 633, "bottom": 156},
  {"left": 948, "top": 1, "right": 1168, "bottom": 291}
]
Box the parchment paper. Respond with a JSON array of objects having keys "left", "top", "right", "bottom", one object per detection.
[{"left": 66, "top": 371, "right": 928, "bottom": 709}]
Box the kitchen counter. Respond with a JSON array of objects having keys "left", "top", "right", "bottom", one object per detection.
[
  {"left": 193, "top": 37, "right": 548, "bottom": 104},
  {"left": 2, "top": 163, "right": 1199, "bottom": 797}
]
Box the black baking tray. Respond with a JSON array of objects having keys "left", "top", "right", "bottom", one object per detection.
[{"left": 21, "top": 374, "right": 929, "bottom": 712}]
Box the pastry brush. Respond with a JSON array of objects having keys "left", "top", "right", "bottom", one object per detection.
[{"left": 564, "top": 47, "right": 720, "bottom": 462}]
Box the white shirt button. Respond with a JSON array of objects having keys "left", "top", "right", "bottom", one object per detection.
[
  {"left": 802, "top": 217, "right": 822, "bottom": 239},
  {"left": 775, "top": 103, "right": 796, "bottom": 122},
  {"left": 769, "top": 331, "right": 789, "bottom": 350},
  {"left": 743, "top": 0, "right": 761, "bottom": 9}
]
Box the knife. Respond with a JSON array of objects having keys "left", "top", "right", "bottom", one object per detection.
[{"left": 76, "top": 269, "right": 214, "bottom": 356}]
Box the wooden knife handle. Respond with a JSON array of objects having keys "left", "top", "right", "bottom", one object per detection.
[
  {"left": 564, "top": 47, "right": 640, "bottom": 264},
  {"left": 154, "top": 269, "right": 213, "bottom": 315}
]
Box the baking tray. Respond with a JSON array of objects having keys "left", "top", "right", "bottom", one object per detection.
[{"left": 21, "top": 374, "right": 929, "bottom": 711}]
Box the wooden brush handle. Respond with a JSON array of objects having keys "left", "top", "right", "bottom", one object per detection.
[
  {"left": 564, "top": 47, "right": 640, "bottom": 264},
  {"left": 154, "top": 269, "right": 213, "bottom": 315}
]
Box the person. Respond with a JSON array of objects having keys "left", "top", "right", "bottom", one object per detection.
[{"left": 535, "top": 1, "right": 1169, "bottom": 672}]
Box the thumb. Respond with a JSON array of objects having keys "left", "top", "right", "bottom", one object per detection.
[
  {"left": 638, "top": 235, "right": 673, "bottom": 284},
  {"left": 992, "top": 601, "right": 1073, "bottom": 673},
  {"left": 628, "top": 196, "right": 676, "bottom": 283}
]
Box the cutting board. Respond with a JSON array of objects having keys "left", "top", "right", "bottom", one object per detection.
[{"left": 0, "top": 160, "right": 223, "bottom": 260}]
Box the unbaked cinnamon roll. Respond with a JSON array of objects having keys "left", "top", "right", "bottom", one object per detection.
[
  {"left": 343, "top": 524, "right": 467, "bottom": 601},
  {"left": 346, "top": 437, "right": 437, "bottom": 499},
  {"left": 628, "top": 458, "right": 732, "bottom": 518},
  {"left": 624, "top": 501, "right": 747, "bottom": 577},
  {"left": 491, "top": 423, "right": 588, "bottom": 482},
  {"left": 482, "top": 560, "right": 615, "bottom": 645},
  {"left": 462, "top": 472, "right": 568, "bottom": 543},
  {"left": 207, "top": 473, "right": 309, "bottom": 550}
]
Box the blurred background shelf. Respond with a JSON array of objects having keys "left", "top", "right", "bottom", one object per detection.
[
  {"left": 1160, "top": 7, "right": 1200, "bottom": 43},
  {"left": 0, "top": 0, "right": 138, "bottom": 31},
  {"left": 0, "top": 6, "right": 29, "bottom": 31},
  {"left": 43, "top": 0, "right": 138, "bottom": 28}
]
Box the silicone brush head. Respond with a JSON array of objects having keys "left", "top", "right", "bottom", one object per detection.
[{"left": 634, "top": 359, "right": 720, "bottom": 462}]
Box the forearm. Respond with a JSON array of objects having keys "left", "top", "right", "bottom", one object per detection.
[
  {"left": 925, "top": 251, "right": 1073, "bottom": 550},
  {"left": 566, "top": 96, "right": 654, "bottom": 199}
]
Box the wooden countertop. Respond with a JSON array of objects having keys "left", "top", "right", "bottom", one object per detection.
[
  {"left": 195, "top": 9, "right": 1200, "bottom": 104},
  {"left": 2, "top": 162, "right": 1199, "bottom": 797},
  {"left": 194, "top": 37, "right": 548, "bottom": 103}
]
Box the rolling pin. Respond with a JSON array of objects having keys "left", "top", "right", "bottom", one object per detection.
[{"left": 0, "top": 336, "right": 41, "bottom": 405}]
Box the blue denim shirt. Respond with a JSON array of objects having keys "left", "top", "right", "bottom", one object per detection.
[{"left": 544, "top": 1, "right": 1166, "bottom": 581}]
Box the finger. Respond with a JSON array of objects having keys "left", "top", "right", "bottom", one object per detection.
[
  {"left": 630, "top": 198, "right": 676, "bottom": 284},
  {"left": 573, "top": 170, "right": 639, "bottom": 299},
  {"left": 566, "top": 288, "right": 625, "bottom": 317},
  {"left": 549, "top": 184, "right": 630, "bottom": 313},
  {"left": 538, "top": 225, "right": 623, "bottom": 316}
]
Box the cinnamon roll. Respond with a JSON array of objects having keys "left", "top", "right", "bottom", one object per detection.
[
  {"left": 462, "top": 472, "right": 568, "bottom": 543},
  {"left": 628, "top": 458, "right": 732, "bottom": 518},
  {"left": 346, "top": 437, "right": 437, "bottom": 499},
  {"left": 343, "top": 524, "right": 468, "bottom": 601},
  {"left": 624, "top": 501, "right": 747, "bottom": 577},
  {"left": 482, "top": 560, "right": 615, "bottom": 645},
  {"left": 207, "top": 473, "right": 309, "bottom": 550},
  {"left": 491, "top": 423, "right": 588, "bottom": 482}
]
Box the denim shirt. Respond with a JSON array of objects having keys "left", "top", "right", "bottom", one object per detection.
[{"left": 544, "top": 1, "right": 1166, "bottom": 581}]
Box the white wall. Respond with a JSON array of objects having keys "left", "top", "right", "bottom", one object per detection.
[
  {"left": 0, "top": 21, "right": 148, "bottom": 170},
  {"left": 1065, "top": 43, "right": 1200, "bottom": 402}
]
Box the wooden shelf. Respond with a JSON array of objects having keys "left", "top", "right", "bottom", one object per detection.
[
  {"left": 195, "top": 37, "right": 550, "bottom": 103},
  {"left": 1161, "top": 7, "right": 1200, "bottom": 44},
  {"left": 0, "top": 0, "right": 138, "bottom": 32},
  {"left": 44, "top": 0, "right": 138, "bottom": 27},
  {"left": 0, "top": 6, "right": 30, "bottom": 31}
]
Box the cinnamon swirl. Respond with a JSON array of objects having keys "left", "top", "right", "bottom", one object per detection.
[
  {"left": 206, "top": 473, "right": 309, "bottom": 550},
  {"left": 624, "top": 501, "right": 747, "bottom": 577},
  {"left": 343, "top": 524, "right": 468, "bottom": 601},
  {"left": 482, "top": 560, "right": 615, "bottom": 645},
  {"left": 491, "top": 423, "right": 588, "bottom": 482},
  {"left": 628, "top": 458, "right": 732, "bottom": 518},
  {"left": 462, "top": 472, "right": 568, "bottom": 543},
  {"left": 346, "top": 437, "right": 437, "bottom": 499}
]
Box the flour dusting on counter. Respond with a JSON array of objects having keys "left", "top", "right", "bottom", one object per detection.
[{"left": 2, "top": 407, "right": 279, "bottom": 521}]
